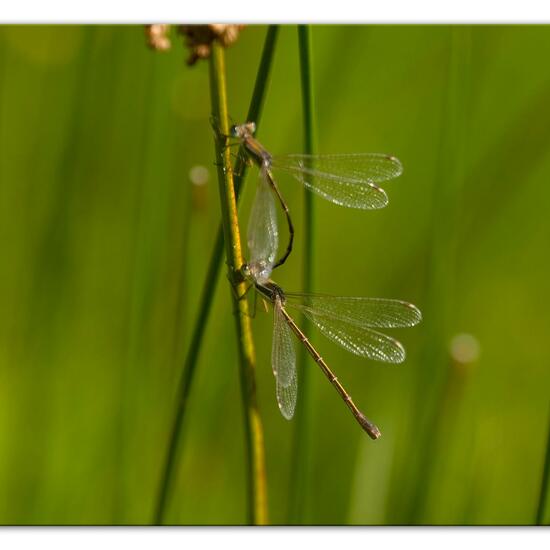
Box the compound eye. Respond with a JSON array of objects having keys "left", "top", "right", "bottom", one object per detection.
[
  {"left": 241, "top": 264, "right": 251, "bottom": 278},
  {"left": 229, "top": 125, "right": 238, "bottom": 137}
]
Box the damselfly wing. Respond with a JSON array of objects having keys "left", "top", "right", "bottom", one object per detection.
[
  {"left": 270, "top": 153, "right": 403, "bottom": 209},
  {"left": 284, "top": 293, "right": 421, "bottom": 363},
  {"left": 233, "top": 122, "right": 403, "bottom": 270}
]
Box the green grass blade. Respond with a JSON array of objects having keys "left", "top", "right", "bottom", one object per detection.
[
  {"left": 536, "top": 407, "right": 550, "bottom": 524},
  {"left": 209, "top": 41, "right": 268, "bottom": 525},
  {"left": 287, "top": 24, "right": 317, "bottom": 525},
  {"left": 153, "top": 25, "right": 278, "bottom": 525},
  {"left": 390, "top": 26, "right": 472, "bottom": 524}
]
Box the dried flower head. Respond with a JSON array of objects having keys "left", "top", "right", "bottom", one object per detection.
[
  {"left": 178, "top": 24, "right": 246, "bottom": 66},
  {"left": 145, "top": 24, "right": 172, "bottom": 51}
]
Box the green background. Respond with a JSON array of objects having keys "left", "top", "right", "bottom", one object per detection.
[{"left": 0, "top": 24, "right": 549, "bottom": 525}]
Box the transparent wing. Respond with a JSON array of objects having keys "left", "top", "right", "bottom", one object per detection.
[
  {"left": 247, "top": 166, "right": 279, "bottom": 268},
  {"left": 284, "top": 294, "right": 421, "bottom": 364},
  {"left": 284, "top": 294, "right": 422, "bottom": 328},
  {"left": 298, "top": 307, "right": 408, "bottom": 363},
  {"left": 270, "top": 153, "right": 403, "bottom": 210},
  {"left": 272, "top": 300, "right": 297, "bottom": 420}
]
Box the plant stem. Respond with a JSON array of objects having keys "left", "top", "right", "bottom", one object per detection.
[
  {"left": 153, "top": 26, "right": 277, "bottom": 525},
  {"left": 287, "top": 24, "right": 317, "bottom": 524},
  {"left": 536, "top": 406, "right": 550, "bottom": 525},
  {"left": 399, "top": 26, "right": 471, "bottom": 524},
  {"left": 234, "top": 26, "right": 279, "bottom": 192},
  {"left": 209, "top": 41, "right": 268, "bottom": 525}
]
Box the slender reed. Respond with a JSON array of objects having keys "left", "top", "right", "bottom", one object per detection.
[
  {"left": 536, "top": 406, "right": 550, "bottom": 525},
  {"left": 287, "top": 25, "right": 317, "bottom": 524},
  {"left": 153, "top": 26, "right": 278, "bottom": 525},
  {"left": 399, "top": 27, "right": 471, "bottom": 524},
  {"left": 209, "top": 42, "right": 268, "bottom": 525}
]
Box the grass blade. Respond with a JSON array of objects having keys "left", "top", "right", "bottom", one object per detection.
[
  {"left": 153, "top": 26, "right": 278, "bottom": 525},
  {"left": 536, "top": 407, "right": 550, "bottom": 525},
  {"left": 287, "top": 24, "right": 317, "bottom": 524},
  {"left": 391, "top": 26, "right": 472, "bottom": 524},
  {"left": 209, "top": 41, "right": 268, "bottom": 525}
]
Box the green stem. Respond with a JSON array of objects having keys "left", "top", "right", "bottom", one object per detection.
[
  {"left": 209, "top": 42, "right": 268, "bottom": 525},
  {"left": 234, "top": 26, "right": 279, "bottom": 192},
  {"left": 287, "top": 24, "right": 316, "bottom": 524},
  {"left": 400, "top": 26, "right": 471, "bottom": 525},
  {"left": 153, "top": 26, "right": 278, "bottom": 525},
  {"left": 536, "top": 406, "right": 550, "bottom": 524}
]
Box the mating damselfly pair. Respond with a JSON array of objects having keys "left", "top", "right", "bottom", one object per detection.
[{"left": 230, "top": 122, "right": 421, "bottom": 439}]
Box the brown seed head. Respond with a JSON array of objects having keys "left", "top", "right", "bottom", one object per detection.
[
  {"left": 145, "top": 24, "right": 172, "bottom": 52},
  {"left": 178, "top": 24, "right": 246, "bottom": 66}
]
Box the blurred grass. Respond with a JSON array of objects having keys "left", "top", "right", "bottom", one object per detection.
[
  {"left": 0, "top": 24, "right": 549, "bottom": 525},
  {"left": 287, "top": 25, "right": 317, "bottom": 525}
]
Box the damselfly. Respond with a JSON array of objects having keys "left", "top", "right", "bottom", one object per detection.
[
  {"left": 231, "top": 121, "right": 403, "bottom": 269},
  {"left": 241, "top": 171, "right": 421, "bottom": 438}
]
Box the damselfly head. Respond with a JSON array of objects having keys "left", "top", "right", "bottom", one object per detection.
[
  {"left": 231, "top": 122, "right": 256, "bottom": 139},
  {"left": 244, "top": 121, "right": 256, "bottom": 134},
  {"left": 240, "top": 263, "right": 252, "bottom": 280}
]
